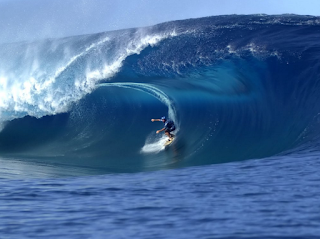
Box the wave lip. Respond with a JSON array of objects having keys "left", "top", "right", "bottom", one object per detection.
[{"left": 0, "top": 28, "right": 178, "bottom": 123}]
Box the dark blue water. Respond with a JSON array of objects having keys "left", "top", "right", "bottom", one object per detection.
[{"left": 1, "top": 14, "right": 320, "bottom": 238}]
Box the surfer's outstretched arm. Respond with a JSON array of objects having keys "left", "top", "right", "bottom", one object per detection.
[
  {"left": 156, "top": 128, "right": 165, "bottom": 134},
  {"left": 151, "top": 119, "right": 161, "bottom": 122}
]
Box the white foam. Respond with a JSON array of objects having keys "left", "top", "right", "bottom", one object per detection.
[
  {"left": 85, "top": 30, "right": 178, "bottom": 81},
  {"left": 141, "top": 136, "right": 168, "bottom": 154},
  {"left": 0, "top": 30, "right": 178, "bottom": 123}
]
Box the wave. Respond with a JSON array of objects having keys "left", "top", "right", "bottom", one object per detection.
[{"left": 0, "top": 14, "right": 320, "bottom": 172}]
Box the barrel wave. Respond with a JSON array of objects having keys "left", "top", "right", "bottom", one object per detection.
[{"left": 0, "top": 15, "right": 320, "bottom": 173}]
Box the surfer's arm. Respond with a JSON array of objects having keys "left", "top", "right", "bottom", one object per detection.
[
  {"left": 156, "top": 128, "right": 165, "bottom": 134},
  {"left": 151, "top": 119, "right": 161, "bottom": 122}
]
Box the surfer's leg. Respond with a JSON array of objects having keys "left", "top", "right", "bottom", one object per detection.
[
  {"left": 169, "top": 127, "right": 175, "bottom": 139},
  {"left": 165, "top": 130, "right": 173, "bottom": 140},
  {"left": 165, "top": 131, "right": 170, "bottom": 140}
]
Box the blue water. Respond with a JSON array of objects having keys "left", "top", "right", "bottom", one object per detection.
[{"left": 1, "top": 14, "right": 320, "bottom": 238}]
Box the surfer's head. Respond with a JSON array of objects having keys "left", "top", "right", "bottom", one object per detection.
[{"left": 161, "top": 116, "right": 166, "bottom": 122}]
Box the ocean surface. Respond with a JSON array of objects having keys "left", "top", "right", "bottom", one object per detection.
[{"left": 1, "top": 14, "right": 320, "bottom": 238}]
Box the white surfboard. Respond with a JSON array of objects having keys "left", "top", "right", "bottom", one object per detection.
[{"left": 164, "top": 136, "right": 175, "bottom": 146}]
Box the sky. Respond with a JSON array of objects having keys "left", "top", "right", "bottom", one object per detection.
[{"left": 0, "top": 0, "right": 320, "bottom": 44}]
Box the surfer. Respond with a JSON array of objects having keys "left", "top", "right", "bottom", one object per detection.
[{"left": 151, "top": 116, "right": 176, "bottom": 141}]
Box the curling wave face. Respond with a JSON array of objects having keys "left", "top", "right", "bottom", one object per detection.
[{"left": 0, "top": 15, "right": 320, "bottom": 173}]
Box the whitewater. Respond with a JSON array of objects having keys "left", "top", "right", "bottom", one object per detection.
[{"left": 1, "top": 15, "right": 320, "bottom": 238}]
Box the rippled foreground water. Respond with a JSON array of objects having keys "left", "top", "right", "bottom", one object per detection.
[{"left": 1, "top": 150, "right": 320, "bottom": 239}]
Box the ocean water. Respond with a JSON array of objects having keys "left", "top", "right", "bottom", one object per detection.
[{"left": 1, "top": 14, "right": 320, "bottom": 238}]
